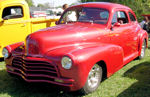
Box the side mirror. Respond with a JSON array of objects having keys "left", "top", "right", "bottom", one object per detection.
[{"left": 111, "top": 22, "right": 121, "bottom": 31}]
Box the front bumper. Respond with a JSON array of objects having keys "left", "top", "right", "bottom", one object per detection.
[{"left": 6, "top": 56, "right": 74, "bottom": 89}]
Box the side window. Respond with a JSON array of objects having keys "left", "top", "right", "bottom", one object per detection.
[
  {"left": 117, "top": 11, "right": 129, "bottom": 24},
  {"left": 2, "top": 6, "right": 23, "bottom": 19},
  {"left": 129, "top": 12, "right": 136, "bottom": 21}
]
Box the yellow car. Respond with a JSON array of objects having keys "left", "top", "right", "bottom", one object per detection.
[{"left": 0, "top": 0, "right": 58, "bottom": 57}]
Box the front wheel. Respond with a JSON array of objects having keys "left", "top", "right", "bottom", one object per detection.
[
  {"left": 79, "top": 64, "right": 102, "bottom": 94},
  {"left": 138, "top": 40, "right": 146, "bottom": 59}
]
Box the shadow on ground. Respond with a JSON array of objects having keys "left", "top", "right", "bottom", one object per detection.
[
  {"left": 148, "top": 38, "right": 150, "bottom": 49},
  {"left": 148, "top": 45, "right": 150, "bottom": 49},
  {"left": 0, "top": 69, "right": 82, "bottom": 97},
  {"left": 117, "top": 62, "right": 150, "bottom": 97}
]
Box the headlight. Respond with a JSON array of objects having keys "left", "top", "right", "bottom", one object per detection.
[
  {"left": 61, "top": 56, "right": 72, "bottom": 69},
  {"left": 2, "top": 48, "right": 10, "bottom": 59}
]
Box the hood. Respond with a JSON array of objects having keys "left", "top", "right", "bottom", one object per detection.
[{"left": 26, "top": 22, "right": 107, "bottom": 56}]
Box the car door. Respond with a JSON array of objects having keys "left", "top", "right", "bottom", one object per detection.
[
  {"left": 0, "top": 5, "right": 30, "bottom": 52},
  {"left": 110, "top": 10, "right": 134, "bottom": 61},
  {"left": 127, "top": 12, "right": 139, "bottom": 54}
]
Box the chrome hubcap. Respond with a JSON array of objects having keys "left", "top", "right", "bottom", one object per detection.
[
  {"left": 141, "top": 41, "right": 146, "bottom": 57},
  {"left": 87, "top": 64, "right": 101, "bottom": 88}
]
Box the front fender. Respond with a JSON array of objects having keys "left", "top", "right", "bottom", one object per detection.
[
  {"left": 4, "top": 42, "right": 24, "bottom": 65},
  {"left": 4, "top": 42, "right": 24, "bottom": 54},
  {"left": 46, "top": 43, "right": 124, "bottom": 91}
]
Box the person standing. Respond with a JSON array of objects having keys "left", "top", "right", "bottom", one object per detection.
[
  {"left": 143, "top": 16, "right": 150, "bottom": 33},
  {"left": 140, "top": 17, "right": 146, "bottom": 28},
  {"left": 140, "top": 16, "right": 149, "bottom": 30}
]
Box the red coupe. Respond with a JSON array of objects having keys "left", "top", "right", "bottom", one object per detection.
[{"left": 3, "top": 2, "right": 148, "bottom": 94}]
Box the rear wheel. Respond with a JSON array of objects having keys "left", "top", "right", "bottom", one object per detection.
[
  {"left": 79, "top": 64, "right": 102, "bottom": 94},
  {"left": 139, "top": 40, "right": 146, "bottom": 59}
]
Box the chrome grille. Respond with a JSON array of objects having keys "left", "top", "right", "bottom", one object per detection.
[{"left": 12, "top": 57, "right": 58, "bottom": 80}]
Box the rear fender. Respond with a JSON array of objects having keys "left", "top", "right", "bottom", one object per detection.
[{"left": 138, "top": 29, "right": 148, "bottom": 56}]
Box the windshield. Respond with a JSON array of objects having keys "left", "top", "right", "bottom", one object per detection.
[{"left": 60, "top": 7, "right": 109, "bottom": 24}]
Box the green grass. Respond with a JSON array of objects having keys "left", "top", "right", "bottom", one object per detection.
[{"left": 0, "top": 41, "right": 150, "bottom": 97}]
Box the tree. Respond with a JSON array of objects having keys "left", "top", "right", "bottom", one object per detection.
[
  {"left": 37, "top": 4, "right": 45, "bottom": 8},
  {"left": 111, "top": 0, "right": 150, "bottom": 22},
  {"left": 25, "top": 0, "right": 34, "bottom": 7}
]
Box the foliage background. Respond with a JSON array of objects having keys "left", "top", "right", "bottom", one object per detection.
[{"left": 81, "top": 0, "right": 150, "bottom": 22}]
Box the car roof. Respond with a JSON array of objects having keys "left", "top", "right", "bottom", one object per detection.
[
  {"left": 70, "top": 2, "right": 131, "bottom": 11},
  {"left": 0, "top": 0, "right": 27, "bottom": 7}
]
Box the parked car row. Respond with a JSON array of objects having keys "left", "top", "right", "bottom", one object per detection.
[{"left": 30, "top": 8, "right": 63, "bottom": 19}]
